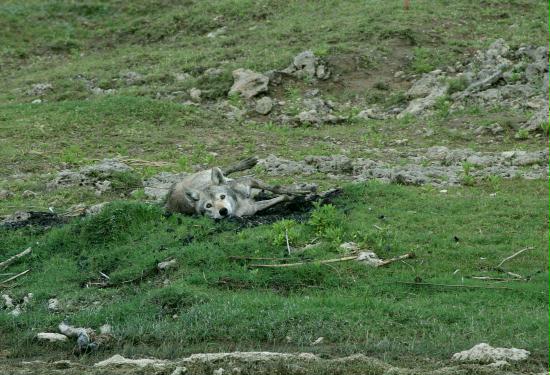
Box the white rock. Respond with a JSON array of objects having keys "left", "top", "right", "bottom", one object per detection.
[
  {"left": 171, "top": 367, "right": 187, "bottom": 375},
  {"left": 9, "top": 306, "right": 22, "bottom": 317},
  {"left": 213, "top": 368, "right": 225, "bottom": 375},
  {"left": 94, "top": 354, "right": 169, "bottom": 368},
  {"left": 31, "top": 99, "right": 42, "bottom": 104},
  {"left": 158, "top": 259, "right": 177, "bottom": 271},
  {"left": 311, "top": 337, "right": 324, "bottom": 345},
  {"left": 1, "top": 294, "right": 14, "bottom": 308},
  {"left": 356, "top": 251, "right": 384, "bottom": 267},
  {"left": 229, "top": 69, "right": 269, "bottom": 99},
  {"left": 452, "top": 343, "right": 530, "bottom": 363},
  {"left": 189, "top": 88, "right": 202, "bottom": 102},
  {"left": 255, "top": 96, "right": 273, "bottom": 115},
  {"left": 37, "top": 332, "right": 68, "bottom": 342},
  {"left": 48, "top": 298, "right": 60, "bottom": 311},
  {"left": 58, "top": 322, "right": 91, "bottom": 338},
  {"left": 340, "top": 242, "right": 360, "bottom": 252},
  {"left": 100, "top": 324, "right": 112, "bottom": 335}
]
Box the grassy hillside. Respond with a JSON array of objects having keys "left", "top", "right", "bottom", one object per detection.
[{"left": 0, "top": 0, "right": 548, "bottom": 373}]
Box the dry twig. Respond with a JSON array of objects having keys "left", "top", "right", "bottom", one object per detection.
[
  {"left": 496, "top": 246, "right": 534, "bottom": 268},
  {"left": 0, "top": 248, "right": 31, "bottom": 270},
  {"left": 0, "top": 269, "right": 30, "bottom": 285}
]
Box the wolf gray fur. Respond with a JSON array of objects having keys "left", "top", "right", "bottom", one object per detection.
[{"left": 164, "top": 158, "right": 315, "bottom": 219}]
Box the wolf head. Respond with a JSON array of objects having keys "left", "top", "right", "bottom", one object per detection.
[{"left": 184, "top": 168, "right": 240, "bottom": 219}]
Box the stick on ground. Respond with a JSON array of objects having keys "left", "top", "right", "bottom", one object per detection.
[
  {"left": 496, "top": 246, "right": 534, "bottom": 268},
  {"left": 0, "top": 248, "right": 31, "bottom": 270},
  {"left": 0, "top": 269, "right": 30, "bottom": 285}
]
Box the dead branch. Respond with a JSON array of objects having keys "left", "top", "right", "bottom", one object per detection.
[
  {"left": 249, "top": 256, "right": 360, "bottom": 268},
  {"left": 0, "top": 248, "right": 31, "bottom": 270},
  {"left": 229, "top": 256, "right": 292, "bottom": 261},
  {"left": 285, "top": 229, "right": 292, "bottom": 255},
  {"left": 393, "top": 281, "right": 515, "bottom": 290},
  {"left": 377, "top": 253, "right": 415, "bottom": 267},
  {"left": 0, "top": 269, "right": 30, "bottom": 285},
  {"left": 469, "top": 276, "right": 525, "bottom": 282},
  {"left": 496, "top": 246, "right": 534, "bottom": 268}
]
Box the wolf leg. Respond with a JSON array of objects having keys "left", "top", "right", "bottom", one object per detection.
[{"left": 237, "top": 177, "right": 315, "bottom": 195}]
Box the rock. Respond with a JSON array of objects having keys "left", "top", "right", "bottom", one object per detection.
[
  {"left": 399, "top": 72, "right": 448, "bottom": 118},
  {"left": 340, "top": 242, "right": 360, "bottom": 252},
  {"left": 48, "top": 159, "right": 133, "bottom": 190},
  {"left": 47, "top": 298, "right": 60, "bottom": 312},
  {"left": 357, "top": 108, "right": 385, "bottom": 120},
  {"left": 94, "top": 180, "right": 112, "bottom": 195},
  {"left": 171, "top": 367, "right": 188, "bottom": 375},
  {"left": 255, "top": 96, "right": 273, "bottom": 115},
  {"left": 311, "top": 337, "right": 324, "bottom": 345},
  {"left": 406, "top": 70, "right": 445, "bottom": 99},
  {"left": 0, "top": 189, "right": 13, "bottom": 200},
  {"left": 120, "top": 71, "right": 144, "bottom": 85},
  {"left": 522, "top": 103, "right": 549, "bottom": 132},
  {"left": 174, "top": 72, "right": 192, "bottom": 82},
  {"left": 304, "top": 155, "right": 353, "bottom": 174},
  {"left": 213, "top": 368, "right": 225, "bottom": 375},
  {"left": 452, "top": 343, "right": 530, "bottom": 364},
  {"left": 9, "top": 306, "right": 22, "bottom": 317},
  {"left": 31, "top": 99, "right": 42, "bottom": 104},
  {"left": 86, "top": 202, "right": 108, "bottom": 216},
  {"left": 206, "top": 27, "right": 227, "bottom": 38},
  {"left": 158, "top": 259, "right": 177, "bottom": 271},
  {"left": 27, "top": 83, "right": 53, "bottom": 96},
  {"left": 189, "top": 88, "right": 202, "bottom": 102},
  {"left": 1, "top": 294, "right": 14, "bottom": 309},
  {"left": 36, "top": 333, "right": 68, "bottom": 342},
  {"left": 94, "top": 354, "right": 169, "bottom": 368},
  {"left": 21, "top": 190, "right": 37, "bottom": 198},
  {"left": 356, "top": 251, "right": 384, "bottom": 267},
  {"left": 58, "top": 322, "right": 93, "bottom": 338},
  {"left": 282, "top": 51, "right": 330, "bottom": 80},
  {"left": 99, "top": 324, "right": 112, "bottom": 335},
  {"left": 229, "top": 69, "right": 269, "bottom": 99},
  {"left": 204, "top": 68, "right": 224, "bottom": 77}
]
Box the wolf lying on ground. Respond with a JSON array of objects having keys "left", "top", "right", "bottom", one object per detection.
[{"left": 165, "top": 157, "right": 316, "bottom": 219}]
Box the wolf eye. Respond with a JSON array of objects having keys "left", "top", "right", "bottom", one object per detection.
[
  {"left": 206, "top": 203, "right": 212, "bottom": 208},
  {"left": 220, "top": 195, "right": 225, "bottom": 199}
]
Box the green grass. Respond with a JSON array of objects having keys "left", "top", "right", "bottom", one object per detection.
[
  {"left": 0, "top": 0, "right": 548, "bottom": 371},
  {"left": 0, "top": 181, "right": 547, "bottom": 367}
]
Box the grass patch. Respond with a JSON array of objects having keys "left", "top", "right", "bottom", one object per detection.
[{"left": 0, "top": 181, "right": 547, "bottom": 365}]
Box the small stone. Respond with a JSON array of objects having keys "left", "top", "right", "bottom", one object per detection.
[
  {"left": 340, "top": 242, "right": 360, "bottom": 252},
  {"left": 1, "top": 294, "right": 14, "bottom": 308},
  {"left": 0, "top": 189, "right": 13, "bottom": 200},
  {"left": 452, "top": 343, "right": 530, "bottom": 364},
  {"left": 31, "top": 99, "right": 42, "bottom": 104},
  {"left": 174, "top": 73, "right": 192, "bottom": 82},
  {"left": 48, "top": 298, "right": 60, "bottom": 312},
  {"left": 189, "top": 88, "right": 202, "bottom": 102},
  {"left": 9, "top": 306, "right": 22, "bottom": 317},
  {"left": 394, "top": 70, "right": 405, "bottom": 78},
  {"left": 206, "top": 27, "right": 227, "bottom": 38},
  {"left": 254, "top": 96, "right": 273, "bottom": 115},
  {"left": 22, "top": 190, "right": 37, "bottom": 198},
  {"left": 158, "top": 259, "right": 177, "bottom": 271},
  {"left": 171, "top": 367, "right": 188, "bottom": 375},
  {"left": 312, "top": 337, "right": 324, "bottom": 345},
  {"left": 213, "top": 368, "right": 225, "bottom": 375},
  {"left": 99, "top": 324, "right": 112, "bottom": 335},
  {"left": 37, "top": 333, "right": 68, "bottom": 342}
]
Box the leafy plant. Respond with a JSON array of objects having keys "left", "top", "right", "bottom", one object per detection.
[
  {"left": 308, "top": 203, "right": 344, "bottom": 244},
  {"left": 271, "top": 219, "right": 300, "bottom": 246}
]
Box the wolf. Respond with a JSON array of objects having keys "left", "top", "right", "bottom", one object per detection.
[{"left": 164, "top": 158, "right": 315, "bottom": 219}]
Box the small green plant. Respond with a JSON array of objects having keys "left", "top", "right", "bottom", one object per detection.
[
  {"left": 540, "top": 121, "right": 550, "bottom": 134},
  {"left": 60, "top": 145, "right": 83, "bottom": 165},
  {"left": 434, "top": 95, "right": 451, "bottom": 118},
  {"left": 514, "top": 128, "right": 529, "bottom": 140},
  {"left": 271, "top": 219, "right": 300, "bottom": 246},
  {"left": 309, "top": 203, "right": 344, "bottom": 244},
  {"left": 485, "top": 174, "right": 502, "bottom": 191},
  {"left": 411, "top": 47, "right": 436, "bottom": 74},
  {"left": 177, "top": 155, "right": 190, "bottom": 171},
  {"left": 373, "top": 81, "right": 389, "bottom": 91},
  {"left": 446, "top": 76, "right": 469, "bottom": 95},
  {"left": 460, "top": 161, "right": 476, "bottom": 186}
]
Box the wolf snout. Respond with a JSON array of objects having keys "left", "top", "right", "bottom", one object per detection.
[{"left": 219, "top": 207, "right": 228, "bottom": 216}]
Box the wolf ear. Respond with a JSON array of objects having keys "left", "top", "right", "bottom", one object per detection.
[
  {"left": 185, "top": 189, "right": 200, "bottom": 201},
  {"left": 229, "top": 182, "right": 251, "bottom": 198},
  {"left": 210, "top": 167, "right": 226, "bottom": 185}
]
